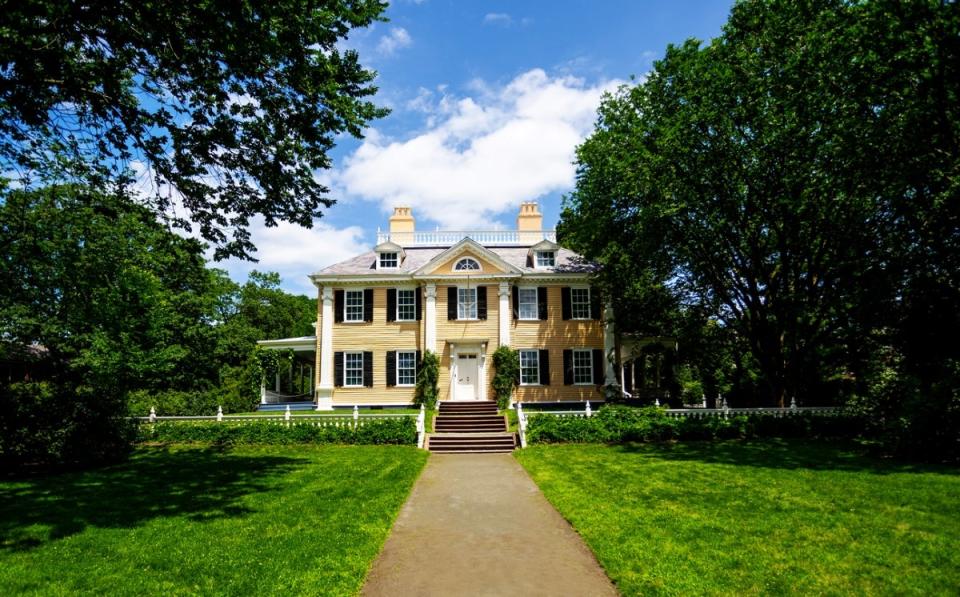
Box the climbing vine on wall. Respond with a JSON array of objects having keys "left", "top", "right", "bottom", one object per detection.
[
  {"left": 415, "top": 350, "right": 439, "bottom": 409},
  {"left": 492, "top": 346, "right": 519, "bottom": 409}
]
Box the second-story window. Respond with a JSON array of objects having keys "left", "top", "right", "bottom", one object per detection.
[
  {"left": 518, "top": 288, "right": 538, "bottom": 320},
  {"left": 535, "top": 250, "right": 556, "bottom": 268},
  {"left": 571, "top": 288, "right": 591, "bottom": 319},
  {"left": 345, "top": 290, "right": 364, "bottom": 322},
  {"left": 458, "top": 287, "right": 478, "bottom": 319},
  {"left": 379, "top": 252, "right": 399, "bottom": 268},
  {"left": 397, "top": 289, "right": 416, "bottom": 321}
]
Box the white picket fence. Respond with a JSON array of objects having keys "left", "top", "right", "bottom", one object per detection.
[{"left": 515, "top": 401, "right": 842, "bottom": 449}]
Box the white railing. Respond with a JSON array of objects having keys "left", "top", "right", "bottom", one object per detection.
[
  {"left": 141, "top": 404, "right": 416, "bottom": 427},
  {"left": 416, "top": 404, "right": 426, "bottom": 449},
  {"left": 376, "top": 230, "right": 557, "bottom": 246},
  {"left": 517, "top": 402, "right": 528, "bottom": 448},
  {"left": 515, "top": 402, "right": 841, "bottom": 422}
]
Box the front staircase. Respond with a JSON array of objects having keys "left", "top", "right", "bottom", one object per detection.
[{"left": 427, "top": 401, "right": 517, "bottom": 453}]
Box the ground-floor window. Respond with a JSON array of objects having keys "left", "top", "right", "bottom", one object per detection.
[
  {"left": 572, "top": 349, "right": 594, "bottom": 384},
  {"left": 519, "top": 350, "right": 540, "bottom": 385},
  {"left": 397, "top": 350, "right": 417, "bottom": 386},
  {"left": 344, "top": 352, "right": 364, "bottom": 387}
]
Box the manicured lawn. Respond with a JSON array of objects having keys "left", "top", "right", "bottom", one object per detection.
[
  {"left": 0, "top": 445, "right": 428, "bottom": 595},
  {"left": 516, "top": 440, "right": 960, "bottom": 596}
]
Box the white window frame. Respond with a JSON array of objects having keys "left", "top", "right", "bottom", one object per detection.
[
  {"left": 454, "top": 257, "right": 481, "bottom": 271},
  {"left": 344, "top": 352, "right": 364, "bottom": 387},
  {"left": 572, "top": 349, "right": 594, "bottom": 385},
  {"left": 518, "top": 287, "right": 539, "bottom": 321},
  {"left": 396, "top": 288, "right": 416, "bottom": 322},
  {"left": 458, "top": 287, "right": 478, "bottom": 320},
  {"left": 519, "top": 350, "right": 540, "bottom": 386},
  {"left": 535, "top": 250, "right": 556, "bottom": 268},
  {"left": 379, "top": 252, "right": 399, "bottom": 269},
  {"left": 396, "top": 350, "right": 417, "bottom": 387},
  {"left": 571, "top": 287, "right": 591, "bottom": 320},
  {"left": 344, "top": 290, "right": 365, "bottom": 322}
]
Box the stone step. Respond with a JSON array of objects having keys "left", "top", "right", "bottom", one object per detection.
[{"left": 427, "top": 432, "right": 517, "bottom": 453}]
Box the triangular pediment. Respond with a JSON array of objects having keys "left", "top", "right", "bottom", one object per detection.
[{"left": 413, "top": 238, "right": 523, "bottom": 276}]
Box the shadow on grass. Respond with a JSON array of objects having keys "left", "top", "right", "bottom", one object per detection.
[
  {"left": 0, "top": 446, "right": 305, "bottom": 552},
  {"left": 613, "top": 439, "right": 960, "bottom": 476}
]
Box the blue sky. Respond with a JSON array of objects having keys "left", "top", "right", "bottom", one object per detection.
[{"left": 223, "top": 0, "right": 734, "bottom": 295}]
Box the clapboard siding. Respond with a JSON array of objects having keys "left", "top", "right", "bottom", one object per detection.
[
  {"left": 436, "top": 284, "right": 499, "bottom": 400},
  {"left": 511, "top": 285, "right": 604, "bottom": 402},
  {"left": 331, "top": 287, "right": 421, "bottom": 404}
]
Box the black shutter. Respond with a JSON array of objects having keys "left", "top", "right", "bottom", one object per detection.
[
  {"left": 561, "top": 287, "right": 572, "bottom": 320},
  {"left": 537, "top": 287, "right": 548, "bottom": 320},
  {"left": 386, "top": 351, "right": 396, "bottom": 387},
  {"left": 512, "top": 286, "right": 519, "bottom": 319},
  {"left": 477, "top": 286, "right": 487, "bottom": 320},
  {"left": 334, "top": 290, "right": 344, "bottom": 323},
  {"left": 334, "top": 352, "right": 344, "bottom": 387},
  {"left": 416, "top": 288, "right": 423, "bottom": 321},
  {"left": 538, "top": 349, "right": 550, "bottom": 386},
  {"left": 590, "top": 289, "right": 602, "bottom": 320},
  {"left": 363, "top": 289, "right": 374, "bottom": 322},
  {"left": 447, "top": 287, "right": 457, "bottom": 320},
  {"left": 416, "top": 350, "right": 422, "bottom": 369},
  {"left": 592, "top": 349, "right": 604, "bottom": 386},
  {"left": 563, "top": 350, "right": 573, "bottom": 385},
  {"left": 386, "top": 289, "right": 396, "bottom": 322},
  {"left": 363, "top": 351, "right": 374, "bottom": 387},
  {"left": 624, "top": 362, "right": 633, "bottom": 393}
]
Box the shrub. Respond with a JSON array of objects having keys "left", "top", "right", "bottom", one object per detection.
[
  {"left": 136, "top": 417, "right": 416, "bottom": 446},
  {"left": 492, "top": 346, "right": 519, "bottom": 409},
  {"left": 127, "top": 384, "right": 257, "bottom": 417},
  {"left": 415, "top": 350, "right": 439, "bottom": 409}
]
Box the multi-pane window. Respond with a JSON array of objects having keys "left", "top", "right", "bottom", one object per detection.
[
  {"left": 379, "top": 252, "right": 398, "bottom": 268},
  {"left": 535, "top": 251, "right": 556, "bottom": 268},
  {"left": 455, "top": 257, "right": 481, "bottom": 271},
  {"left": 458, "top": 287, "right": 477, "bottom": 319},
  {"left": 571, "top": 288, "right": 591, "bottom": 319},
  {"left": 519, "top": 350, "right": 540, "bottom": 385},
  {"left": 397, "top": 289, "right": 416, "bottom": 321},
  {"left": 573, "top": 349, "right": 594, "bottom": 385},
  {"left": 518, "top": 288, "right": 538, "bottom": 320},
  {"left": 397, "top": 351, "right": 417, "bottom": 386},
  {"left": 344, "top": 352, "right": 364, "bottom": 387},
  {"left": 345, "top": 290, "right": 364, "bottom": 322}
]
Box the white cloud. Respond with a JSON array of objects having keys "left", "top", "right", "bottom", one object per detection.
[
  {"left": 376, "top": 27, "right": 412, "bottom": 56},
  {"left": 483, "top": 13, "right": 513, "bottom": 26},
  {"left": 338, "top": 69, "right": 621, "bottom": 229}
]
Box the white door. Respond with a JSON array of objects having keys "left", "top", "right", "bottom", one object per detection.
[{"left": 456, "top": 354, "right": 479, "bottom": 401}]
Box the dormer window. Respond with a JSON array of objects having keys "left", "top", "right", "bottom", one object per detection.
[
  {"left": 535, "top": 250, "right": 556, "bottom": 268},
  {"left": 454, "top": 257, "right": 481, "bottom": 271},
  {"left": 379, "top": 252, "right": 399, "bottom": 269}
]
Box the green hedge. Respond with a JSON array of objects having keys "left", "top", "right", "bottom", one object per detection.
[
  {"left": 136, "top": 418, "right": 417, "bottom": 446},
  {"left": 525, "top": 405, "right": 864, "bottom": 445}
]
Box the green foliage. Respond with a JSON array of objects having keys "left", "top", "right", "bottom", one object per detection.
[
  {"left": 137, "top": 418, "right": 416, "bottom": 446},
  {"left": 0, "top": 0, "right": 389, "bottom": 259},
  {"left": 415, "top": 350, "right": 439, "bottom": 409},
  {"left": 524, "top": 405, "right": 863, "bottom": 446},
  {"left": 491, "top": 346, "right": 519, "bottom": 409}
]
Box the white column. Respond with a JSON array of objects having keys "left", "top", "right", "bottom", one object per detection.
[
  {"left": 498, "top": 281, "right": 511, "bottom": 347},
  {"left": 604, "top": 301, "right": 617, "bottom": 388},
  {"left": 424, "top": 283, "right": 437, "bottom": 353},
  {"left": 316, "top": 286, "right": 335, "bottom": 410}
]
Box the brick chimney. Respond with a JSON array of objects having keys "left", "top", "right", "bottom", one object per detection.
[
  {"left": 517, "top": 202, "right": 542, "bottom": 243},
  {"left": 388, "top": 207, "right": 415, "bottom": 244}
]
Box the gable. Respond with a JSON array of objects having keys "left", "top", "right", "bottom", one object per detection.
[{"left": 413, "top": 238, "right": 523, "bottom": 276}]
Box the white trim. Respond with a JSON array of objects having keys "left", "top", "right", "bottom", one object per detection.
[
  {"left": 395, "top": 287, "right": 417, "bottom": 322},
  {"left": 457, "top": 286, "right": 479, "bottom": 320},
  {"left": 517, "top": 286, "right": 539, "bottom": 320},
  {"left": 454, "top": 257, "right": 482, "bottom": 272},
  {"left": 343, "top": 351, "right": 365, "bottom": 388},
  {"left": 570, "top": 286, "right": 592, "bottom": 320},
  {"left": 344, "top": 289, "right": 365, "bottom": 322},
  {"left": 518, "top": 349, "right": 541, "bottom": 386},
  {"left": 317, "top": 287, "right": 335, "bottom": 410},
  {"left": 425, "top": 284, "right": 437, "bottom": 352},
  {"left": 377, "top": 251, "right": 400, "bottom": 270},
  {"left": 571, "top": 348, "right": 594, "bottom": 386},
  {"left": 498, "top": 282, "right": 510, "bottom": 347},
  {"left": 396, "top": 350, "right": 417, "bottom": 387},
  {"left": 533, "top": 250, "right": 556, "bottom": 269}
]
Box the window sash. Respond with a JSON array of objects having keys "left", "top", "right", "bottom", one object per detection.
[
  {"left": 519, "top": 350, "right": 540, "bottom": 385},
  {"left": 535, "top": 251, "right": 555, "bottom": 267},
  {"left": 571, "top": 288, "right": 591, "bottom": 319},
  {"left": 344, "top": 352, "right": 364, "bottom": 387},
  {"left": 397, "top": 289, "right": 416, "bottom": 321},
  {"left": 345, "top": 290, "right": 364, "bottom": 322},
  {"left": 518, "top": 288, "right": 538, "bottom": 320},
  {"left": 573, "top": 349, "right": 593, "bottom": 384},
  {"left": 379, "top": 252, "right": 398, "bottom": 268},
  {"left": 397, "top": 351, "right": 416, "bottom": 386},
  {"left": 458, "top": 287, "right": 478, "bottom": 319}
]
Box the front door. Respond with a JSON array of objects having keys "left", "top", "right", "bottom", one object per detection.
[{"left": 456, "top": 354, "right": 479, "bottom": 401}]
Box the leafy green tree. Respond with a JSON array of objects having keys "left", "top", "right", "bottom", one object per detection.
[
  {"left": 0, "top": 0, "right": 389, "bottom": 259},
  {"left": 563, "top": 0, "right": 959, "bottom": 413}
]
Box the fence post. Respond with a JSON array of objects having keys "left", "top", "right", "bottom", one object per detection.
[
  {"left": 216, "top": 405, "right": 223, "bottom": 422},
  {"left": 790, "top": 396, "right": 797, "bottom": 410},
  {"left": 353, "top": 404, "right": 359, "bottom": 427},
  {"left": 585, "top": 401, "right": 592, "bottom": 417},
  {"left": 517, "top": 402, "right": 527, "bottom": 448},
  {"left": 284, "top": 404, "right": 291, "bottom": 422},
  {"left": 149, "top": 406, "right": 157, "bottom": 423},
  {"left": 654, "top": 397, "right": 660, "bottom": 407},
  {"left": 416, "top": 404, "right": 426, "bottom": 449}
]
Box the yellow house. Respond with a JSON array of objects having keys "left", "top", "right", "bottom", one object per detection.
[{"left": 260, "top": 203, "right": 615, "bottom": 410}]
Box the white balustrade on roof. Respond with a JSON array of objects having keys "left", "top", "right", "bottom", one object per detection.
[{"left": 376, "top": 230, "right": 557, "bottom": 247}]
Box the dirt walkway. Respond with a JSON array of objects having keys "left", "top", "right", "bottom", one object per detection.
[{"left": 362, "top": 453, "right": 618, "bottom": 597}]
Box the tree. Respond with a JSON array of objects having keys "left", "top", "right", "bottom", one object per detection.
[
  {"left": 562, "top": 0, "right": 959, "bottom": 410},
  {"left": 0, "top": 0, "right": 389, "bottom": 259}
]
